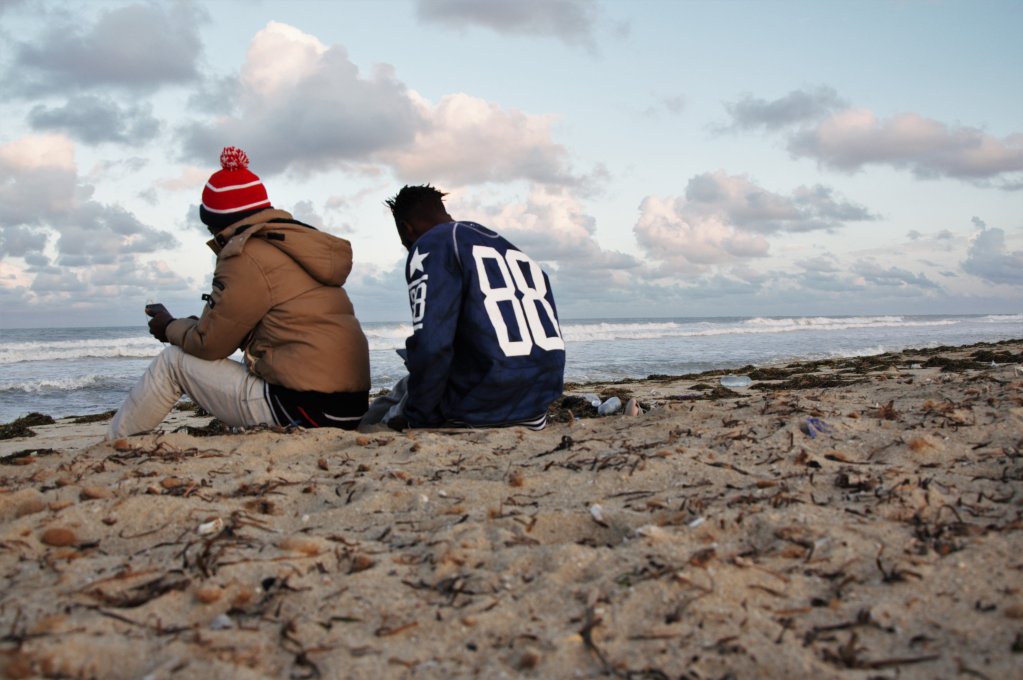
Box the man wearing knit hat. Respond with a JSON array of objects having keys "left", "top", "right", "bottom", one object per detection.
[{"left": 107, "top": 147, "right": 371, "bottom": 438}]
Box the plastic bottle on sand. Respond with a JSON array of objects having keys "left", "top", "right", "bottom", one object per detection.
[
  {"left": 719, "top": 375, "right": 752, "bottom": 389},
  {"left": 598, "top": 396, "right": 622, "bottom": 415}
]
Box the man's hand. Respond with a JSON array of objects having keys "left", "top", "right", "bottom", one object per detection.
[{"left": 145, "top": 303, "right": 174, "bottom": 343}]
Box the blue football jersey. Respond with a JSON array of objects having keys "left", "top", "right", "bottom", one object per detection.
[{"left": 403, "top": 221, "right": 566, "bottom": 427}]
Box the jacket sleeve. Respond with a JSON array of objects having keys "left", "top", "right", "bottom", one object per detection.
[
  {"left": 403, "top": 235, "right": 461, "bottom": 427},
  {"left": 166, "top": 251, "right": 272, "bottom": 360}
]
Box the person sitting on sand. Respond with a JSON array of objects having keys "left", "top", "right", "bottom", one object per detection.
[
  {"left": 361, "top": 184, "right": 565, "bottom": 430},
  {"left": 107, "top": 147, "right": 371, "bottom": 439}
]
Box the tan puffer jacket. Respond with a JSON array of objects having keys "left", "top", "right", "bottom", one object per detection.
[{"left": 165, "top": 209, "right": 370, "bottom": 393}]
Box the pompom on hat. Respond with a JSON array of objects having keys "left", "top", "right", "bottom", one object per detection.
[{"left": 201, "top": 147, "right": 270, "bottom": 216}]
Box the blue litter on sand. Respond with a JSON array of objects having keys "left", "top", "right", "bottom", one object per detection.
[{"left": 801, "top": 417, "right": 834, "bottom": 439}]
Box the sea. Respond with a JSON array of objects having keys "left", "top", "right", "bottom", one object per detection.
[{"left": 1, "top": 314, "right": 1020, "bottom": 424}]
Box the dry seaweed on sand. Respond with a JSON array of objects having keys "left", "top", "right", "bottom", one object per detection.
[
  {"left": 0, "top": 339, "right": 1020, "bottom": 679},
  {"left": 0, "top": 413, "right": 55, "bottom": 440}
]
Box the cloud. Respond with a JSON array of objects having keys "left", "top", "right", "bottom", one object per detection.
[
  {"left": 7, "top": 2, "right": 204, "bottom": 95},
  {"left": 154, "top": 166, "right": 209, "bottom": 193},
  {"left": 789, "top": 109, "right": 1023, "bottom": 183},
  {"left": 180, "top": 22, "right": 580, "bottom": 187},
  {"left": 643, "top": 95, "right": 686, "bottom": 118},
  {"left": 0, "top": 133, "right": 176, "bottom": 269},
  {"left": 416, "top": 0, "right": 601, "bottom": 48},
  {"left": 456, "top": 184, "right": 637, "bottom": 268},
  {"left": 0, "top": 134, "right": 78, "bottom": 225},
  {"left": 722, "top": 87, "right": 1023, "bottom": 187},
  {"left": 685, "top": 170, "right": 874, "bottom": 233},
  {"left": 962, "top": 224, "right": 1023, "bottom": 285},
  {"left": 633, "top": 172, "right": 876, "bottom": 274},
  {"left": 382, "top": 93, "right": 578, "bottom": 186},
  {"left": 634, "top": 195, "right": 770, "bottom": 270},
  {"left": 723, "top": 86, "right": 845, "bottom": 131},
  {"left": 28, "top": 95, "right": 160, "bottom": 144},
  {"left": 852, "top": 260, "right": 941, "bottom": 290},
  {"left": 0, "top": 225, "right": 47, "bottom": 258},
  {"left": 179, "top": 22, "right": 422, "bottom": 174}
]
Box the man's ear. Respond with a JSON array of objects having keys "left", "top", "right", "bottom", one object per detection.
[{"left": 398, "top": 221, "right": 414, "bottom": 249}]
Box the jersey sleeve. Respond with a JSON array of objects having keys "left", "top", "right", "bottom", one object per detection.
[{"left": 403, "top": 230, "right": 462, "bottom": 427}]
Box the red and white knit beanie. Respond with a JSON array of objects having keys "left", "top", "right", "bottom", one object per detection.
[{"left": 201, "top": 147, "right": 270, "bottom": 215}]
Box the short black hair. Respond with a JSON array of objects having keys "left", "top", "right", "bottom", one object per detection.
[{"left": 385, "top": 184, "right": 447, "bottom": 248}]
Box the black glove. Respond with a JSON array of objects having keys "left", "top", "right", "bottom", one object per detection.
[{"left": 145, "top": 303, "right": 174, "bottom": 343}]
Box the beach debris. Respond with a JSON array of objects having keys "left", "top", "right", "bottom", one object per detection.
[
  {"left": 589, "top": 504, "right": 609, "bottom": 527},
  {"left": 597, "top": 397, "right": 622, "bottom": 416},
  {"left": 624, "top": 398, "right": 642, "bottom": 416},
  {"left": 719, "top": 375, "right": 753, "bottom": 389},
  {"left": 40, "top": 527, "right": 77, "bottom": 547},
  {"left": 580, "top": 393, "right": 601, "bottom": 408},
  {"left": 209, "top": 613, "right": 234, "bottom": 630},
  {"left": 1, "top": 413, "right": 53, "bottom": 439},
  {"left": 194, "top": 585, "right": 223, "bottom": 603},
  {"left": 800, "top": 417, "right": 834, "bottom": 438},
  {"left": 197, "top": 517, "right": 224, "bottom": 536},
  {"left": 80, "top": 485, "right": 114, "bottom": 500}
]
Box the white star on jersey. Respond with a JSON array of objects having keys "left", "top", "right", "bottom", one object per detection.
[{"left": 408, "top": 247, "right": 429, "bottom": 277}]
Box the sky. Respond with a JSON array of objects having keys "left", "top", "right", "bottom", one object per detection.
[{"left": 0, "top": 0, "right": 1020, "bottom": 328}]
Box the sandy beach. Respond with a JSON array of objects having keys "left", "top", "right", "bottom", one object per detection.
[{"left": 1, "top": 340, "right": 1021, "bottom": 679}]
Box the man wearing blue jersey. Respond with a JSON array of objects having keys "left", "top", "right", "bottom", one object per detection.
[{"left": 364, "top": 185, "right": 566, "bottom": 430}]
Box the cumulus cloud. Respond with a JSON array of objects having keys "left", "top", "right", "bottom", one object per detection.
[
  {"left": 633, "top": 172, "right": 876, "bottom": 274},
  {"left": 962, "top": 224, "right": 1023, "bottom": 285},
  {"left": 0, "top": 134, "right": 78, "bottom": 225},
  {"left": 789, "top": 109, "right": 1023, "bottom": 182},
  {"left": 382, "top": 93, "right": 577, "bottom": 186},
  {"left": 28, "top": 95, "right": 160, "bottom": 144},
  {"left": 0, "top": 133, "right": 176, "bottom": 270},
  {"left": 180, "top": 22, "right": 422, "bottom": 174},
  {"left": 180, "top": 22, "right": 580, "bottom": 187},
  {"left": 458, "top": 185, "right": 636, "bottom": 268},
  {"left": 723, "top": 86, "right": 845, "bottom": 131},
  {"left": 7, "top": 2, "right": 204, "bottom": 94},
  {"left": 722, "top": 87, "right": 1023, "bottom": 188},
  {"left": 634, "top": 195, "right": 770, "bottom": 270},
  {"left": 416, "top": 0, "right": 601, "bottom": 48}
]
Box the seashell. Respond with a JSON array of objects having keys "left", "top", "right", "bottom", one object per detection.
[{"left": 197, "top": 517, "right": 224, "bottom": 536}]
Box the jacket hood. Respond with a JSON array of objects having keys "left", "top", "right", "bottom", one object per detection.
[{"left": 207, "top": 209, "right": 353, "bottom": 286}]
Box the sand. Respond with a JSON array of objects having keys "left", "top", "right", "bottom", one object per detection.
[{"left": 1, "top": 341, "right": 1021, "bottom": 679}]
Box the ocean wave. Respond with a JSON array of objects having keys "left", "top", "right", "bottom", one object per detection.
[
  {"left": 560, "top": 316, "right": 958, "bottom": 343},
  {"left": 0, "top": 337, "right": 160, "bottom": 364},
  {"left": 980, "top": 313, "right": 1023, "bottom": 323},
  {"left": 0, "top": 374, "right": 108, "bottom": 393}
]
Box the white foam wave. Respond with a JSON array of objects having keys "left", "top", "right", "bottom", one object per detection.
[
  {"left": 0, "top": 374, "right": 106, "bottom": 393},
  {"left": 363, "top": 323, "right": 413, "bottom": 350},
  {"left": 560, "top": 316, "right": 958, "bottom": 343},
  {"left": 980, "top": 313, "right": 1023, "bottom": 323},
  {"left": 0, "top": 336, "right": 160, "bottom": 364}
]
